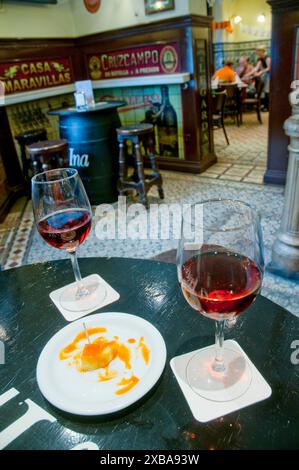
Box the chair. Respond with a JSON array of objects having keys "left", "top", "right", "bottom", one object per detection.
[
  {"left": 212, "top": 91, "right": 230, "bottom": 146},
  {"left": 116, "top": 123, "right": 164, "bottom": 209},
  {"left": 242, "top": 79, "right": 265, "bottom": 124},
  {"left": 220, "top": 84, "right": 242, "bottom": 126},
  {"left": 27, "top": 139, "right": 68, "bottom": 175}
]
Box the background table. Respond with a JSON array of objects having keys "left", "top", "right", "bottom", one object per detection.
[
  {"left": 0, "top": 258, "right": 298, "bottom": 450},
  {"left": 49, "top": 101, "right": 125, "bottom": 205}
]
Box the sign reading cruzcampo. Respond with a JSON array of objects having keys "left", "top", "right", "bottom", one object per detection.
[
  {"left": 0, "top": 58, "right": 73, "bottom": 95},
  {"left": 88, "top": 43, "right": 180, "bottom": 80}
]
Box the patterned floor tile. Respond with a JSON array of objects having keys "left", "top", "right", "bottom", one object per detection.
[
  {"left": 203, "top": 112, "right": 268, "bottom": 184},
  {"left": 0, "top": 197, "right": 28, "bottom": 269},
  {"left": 243, "top": 176, "right": 264, "bottom": 184},
  {"left": 199, "top": 172, "right": 219, "bottom": 179},
  {"left": 223, "top": 166, "right": 252, "bottom": 177},
  {"left": 247, "top": 169, "right": 266, "bottom": 177},
  {"left": 219, "top": 175, "right": 243, "bottom": 181}
]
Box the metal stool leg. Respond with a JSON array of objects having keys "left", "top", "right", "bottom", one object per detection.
[
  {"left": 148, "top": 135, "right": 164, "bottom": 200},
  {"left": 33, "top": 158, "right": 39, "bottom": 176},
  {"left": 117, "top": 137, "right": 127, "bottom": 194},
  {"left": 135, "top": 139, "right": 148, "bottom": 208},
  {"left": 41, "top": 156, "right": 49, "bottom": 172}
]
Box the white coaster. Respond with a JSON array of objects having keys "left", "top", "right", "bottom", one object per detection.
[
  {"left": 170, "top": 340, "right": 272, "bottom": 423},
  {"left": 49, "top": 274, "right": 120, "bottom": 322}
]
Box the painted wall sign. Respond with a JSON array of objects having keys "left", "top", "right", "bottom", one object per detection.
[
  {"left": 88, "top": 43, "right": 180, "bottom": 80},
  {"left": 69, "top": 148, "right": 90, "bottom": 168},
  {"left": 0, "top": 58, "right": 73, "bottom": 95},
  {"left": 95, "top": 84, "right": 184, "bottom": 159}
]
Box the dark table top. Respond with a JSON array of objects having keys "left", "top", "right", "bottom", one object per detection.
[
  {"left": 0, "top": 257, "right": 298, "bottom": 450},
  {"left": 48, "top": 101, "right": 126, "bottom": 117}
]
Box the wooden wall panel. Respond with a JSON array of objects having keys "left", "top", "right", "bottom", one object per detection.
[{"left": 265, "top": 0, "right": 299, "bottom": 184}]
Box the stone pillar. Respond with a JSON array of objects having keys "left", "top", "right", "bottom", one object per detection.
[{"left": 268, "top": 86, "right": 299, "bottom": 280}]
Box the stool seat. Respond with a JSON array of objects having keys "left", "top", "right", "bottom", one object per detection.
[
  {"left": 117, "top": 123, "right": 154, "bottom": 136},
  {"left": 27, "top": 139, "right": 68, "bottom": 175},
  {"left": 28, "top": 139, "right": 68, "bottom": 155}
]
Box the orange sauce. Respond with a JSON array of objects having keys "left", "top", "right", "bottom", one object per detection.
[
  {"left": 138, "top": 336, "right": 150, "bottom": 365},
  {"left": 114, "top": 343, "right": 131, "bottom": 369},
  {"left": 98, "top": 367, "right": 118, "bottom": 382},
  {"left": 59, "top": 327, "right": 107, "bottom": 360},
  {"left": 116, "top": 376, "right": 139, "bottom": 395},
  {"left": 93, "top": 336, "right": 110, "bottom": 346}
]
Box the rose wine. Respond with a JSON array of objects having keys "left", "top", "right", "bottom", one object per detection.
[
  {"left": 37, "top": 208, "right": 91, "bottom": 252},
  {"left": 181, "top": 248, "right": 262, "bottom": 320}
]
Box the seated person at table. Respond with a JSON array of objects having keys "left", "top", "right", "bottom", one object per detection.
[
  {"left": 236, "top": 56, "right": 254, "bottom": 82},
  {"left": 236, "top": 56, "right": 256, "bottom": 97},
  {"left": 213, "top": 61, "right": 236, "bottom": 83}
]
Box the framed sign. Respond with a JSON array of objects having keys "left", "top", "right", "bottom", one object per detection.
[
  {"left": 0, "top": 58, "right": 73, "bottom": 95},
  {"left": 145, "top": 0, "right": 175, "bottom": 15},
  {"left": 84, "top": 0, "right": 101, "bottom": 14},
  {"left": 88, "top": 43, "right": 180, "bottom": 80}
]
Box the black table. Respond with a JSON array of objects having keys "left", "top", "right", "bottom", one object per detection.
[
  {"left": 49, "top": 101, "right": 125, "bottom": 205},
  {"left": 0, "top": 258, "right": 298, "bottom": 450}
]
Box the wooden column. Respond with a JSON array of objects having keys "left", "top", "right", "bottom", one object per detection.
[{"left": 265, "top": 0, "right": 299, "bottom": 185}]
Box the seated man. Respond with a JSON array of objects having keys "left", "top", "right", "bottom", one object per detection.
[
  {"left": 213, "top": 60, "right": 236, "bottom": 83},
  {"left": 237, "top": 56, "right": 256, "bottom": 97},
  {"left": 236, "top": 56, "right": 254, "bottom": 82}
]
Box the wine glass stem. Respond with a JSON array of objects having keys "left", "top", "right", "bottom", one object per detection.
[
  {"left": 70, "top": 251, "right": 89, "bottom": 299},
  {"left": 213, "top": 320, "right": 225, "bottom": 373}
]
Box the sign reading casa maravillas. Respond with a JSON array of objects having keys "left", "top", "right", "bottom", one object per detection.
[
  {"left": 88, "top": 43, "right": 180, "bottom": 80},
  {"left": 0, "top": 58, "right": 73, "bottom": 95}
]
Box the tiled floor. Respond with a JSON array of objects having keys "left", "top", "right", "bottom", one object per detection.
[
  {"left": 2, "top": 199, "right": 34, "bottom": 270},
  {"left": 203, "top": 111, "right": 268, "bottom": 184},
  {"left": 3, "top": 173, "right": 298, "bottom": 317},
  {"left": 0, "top": 197, "right": 28, "bottom": 269}
]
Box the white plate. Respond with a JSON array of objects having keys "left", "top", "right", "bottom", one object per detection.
[{"left": 36, "top": 312, "right": 166, "bottom": 416}]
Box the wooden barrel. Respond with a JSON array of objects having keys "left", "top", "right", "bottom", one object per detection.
[{"left": 51, "top": 102, "right": 124, "bottom": 205}]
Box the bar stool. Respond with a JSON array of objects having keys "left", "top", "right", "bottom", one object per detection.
[
  {"left": 116, "top": 123, "right": 164, "bottom": 208},
  {"left": 16, "top": 128, "right": 48, "bottom": 183},
  {"left": 27, "top": 139, "right": 68, "bottom": 175}
]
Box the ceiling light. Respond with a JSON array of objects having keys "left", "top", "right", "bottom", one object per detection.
[
  {"left": 233, "top": 15, "right": 242, "bottom": 24},
  {"left": 257, "top": 14, "right": 266, "bottom": 23}
]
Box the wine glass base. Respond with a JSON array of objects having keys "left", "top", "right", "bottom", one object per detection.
[
  {"left": 59, "top": 278, "right": 107, "bottom": 312},
  {"left": 186, "top": 346, "right": 252, "bottom": 402}
]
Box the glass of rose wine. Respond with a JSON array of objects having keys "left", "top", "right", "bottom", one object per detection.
[
  {"left": 32, "top": 168, "right": 106, "bottom": 312},
  {"left": 177, "top": 199, "right": 264, "bottom": 402}
]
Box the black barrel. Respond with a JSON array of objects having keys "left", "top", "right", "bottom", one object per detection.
[{"left": 49, "top": 101, "right": 124, "bottom": 205}]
